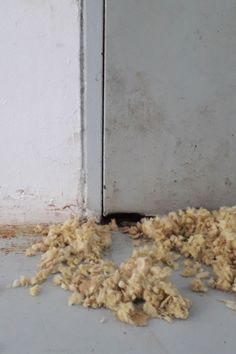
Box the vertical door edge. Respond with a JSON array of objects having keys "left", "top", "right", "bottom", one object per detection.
[{"left": 83, "top": 0, "right": 105, "bottom": 219}]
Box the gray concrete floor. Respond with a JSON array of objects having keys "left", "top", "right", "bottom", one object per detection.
[{"left": 0, "top": 232, "right": 236, "bottom": 354}]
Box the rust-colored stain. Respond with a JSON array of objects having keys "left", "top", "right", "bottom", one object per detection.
[
  {"left": 0, "top": 245, "right": 27, "bottom": 255},
  {"left": 0, "top": 224, "right": 47, "bottom": 239},
  {"left": 0, "top": 224, "right": 45, "bottom": 254},
  {"left": 0, "top": 229, "right": 16, "bottom": 239}
]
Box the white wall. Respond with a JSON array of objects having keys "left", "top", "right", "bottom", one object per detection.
[{"left": 0, "top": 0, "right": 83, "bottom": 224}]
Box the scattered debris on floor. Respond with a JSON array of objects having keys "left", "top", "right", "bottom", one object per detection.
[
  {"left": 29, "top": 284, "right": 40, "bottom": 296},
  {"left": 219, "top": 299, "right": 236, "bottom": 311},
  {"left": 190, "top": 278, "right": 208, "bottom": 293},
  {"left": 11, "top": 207, "right": 236, "bottom": 325}
]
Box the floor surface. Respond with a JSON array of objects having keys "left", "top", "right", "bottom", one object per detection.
[{"left": 0, "top": 232, "right": 236, "bottom": 354}]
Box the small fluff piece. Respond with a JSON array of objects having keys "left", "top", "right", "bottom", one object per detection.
[
  {"left": 196, "top": 271, "right": 210, "bottom": 279},
  {"left": 190, "top": 279, "right": 207, "bottom": 293},
  {"left": 181, "top": 260, "right": 202, "bottom": 278},
  {"left": 29, "top": 284, "right": 40, "bottom": 296},
  {"left": 12, "top": 276, "right": 30, "bottom": 288},
  {"left": 68, "top": 292, "right": 84, "bottom": 306},
  {"left": 220, "top": 300, "right": 236, "bottom": 311}
]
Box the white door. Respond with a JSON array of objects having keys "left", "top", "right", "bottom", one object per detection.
[{"left": 103, "top": 0, "right": 236, "bottom": 215}]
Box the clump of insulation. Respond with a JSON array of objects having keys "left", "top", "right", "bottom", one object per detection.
[
  {"left": 12, "top": 206, "right": 236, "bottom": 324},
  {"left": 12, "top": 218, "right": 190, "bottom": 326},
  {"left": 139, "top": 207, "right": 236, "bottom": 293}
]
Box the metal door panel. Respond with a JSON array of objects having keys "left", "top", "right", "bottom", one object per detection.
[{"left": 104, "top": 0, "right": 236, "bottom": 214}]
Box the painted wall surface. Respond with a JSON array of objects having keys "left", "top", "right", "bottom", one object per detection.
[{"left": 0, "top": 0, "right": 83, "bottom": 223}]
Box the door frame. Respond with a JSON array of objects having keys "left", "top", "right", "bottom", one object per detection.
[{"left": 82, "top": 0, "right": 105, "bottom": 218}]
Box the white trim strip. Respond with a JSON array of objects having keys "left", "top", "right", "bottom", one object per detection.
[{"left": 83, "top": 0, "right": 104, "bottom": 218}]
